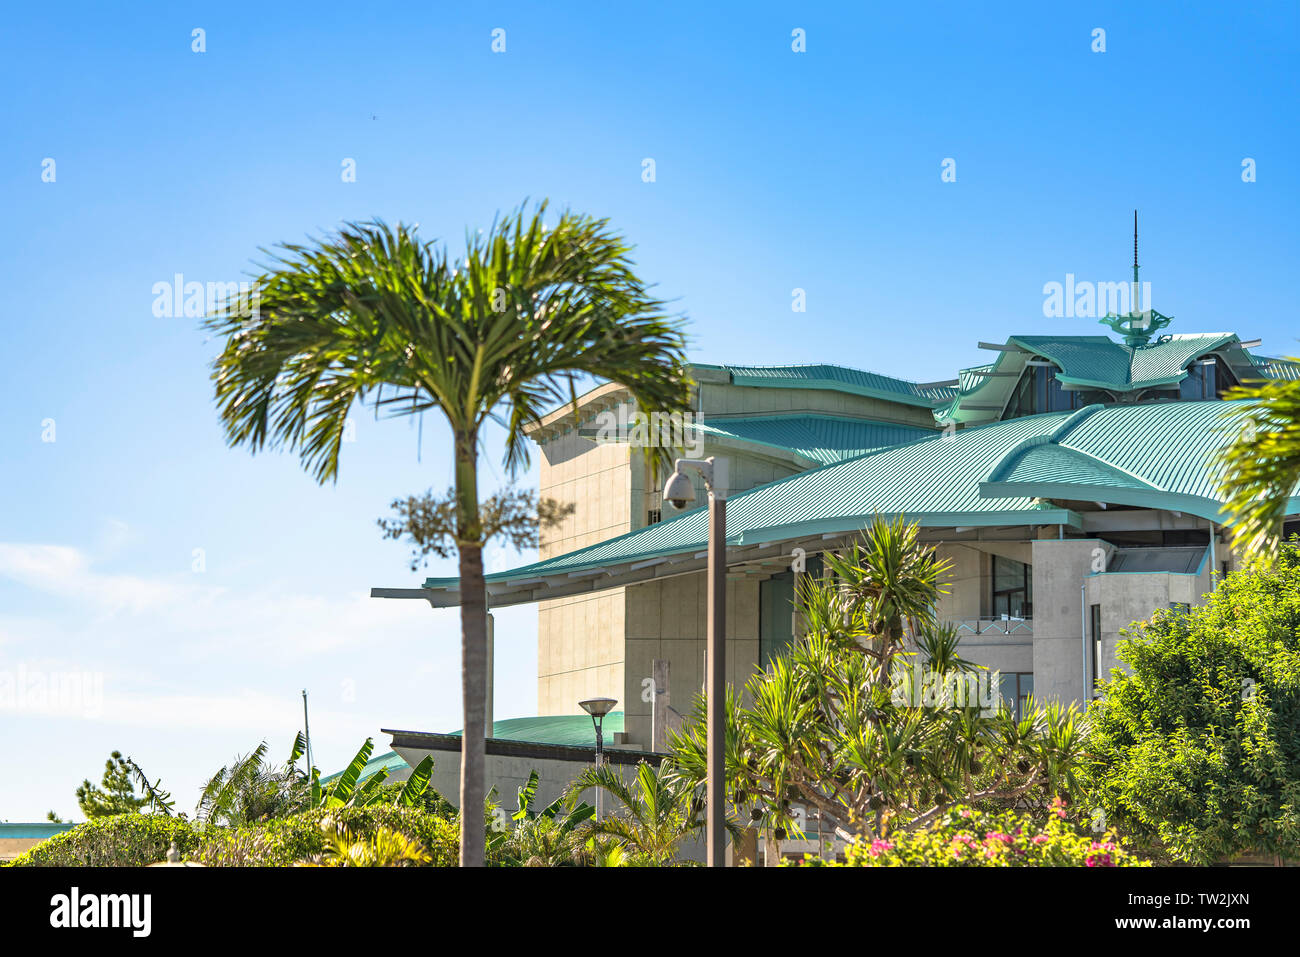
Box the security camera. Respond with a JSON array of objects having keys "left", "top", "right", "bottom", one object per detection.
[{"left": 662, "top": 469, "right": 696, "bottom": 509}]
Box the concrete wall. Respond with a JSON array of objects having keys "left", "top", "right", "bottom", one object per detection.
[
  {"left": 535, "top": 424, "right": 635, "bottom": 715},
  {"left": 1084, "top": 563, "right": 1213, "bottom": 688},
  {"left": 699, "top": 382, "right": 938, "bottom": 429},
  {"left": 622, "top": 572, "right": 762, "bottom": 749}
]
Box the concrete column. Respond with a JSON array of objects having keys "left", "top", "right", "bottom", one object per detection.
[
  {"left": 651, "top": 658, "right": 671, "bottom": 752},
  {"left": 1029, "top": 538, "right": 1111, "bottom": 707}
]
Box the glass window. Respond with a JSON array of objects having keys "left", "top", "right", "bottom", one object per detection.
[
  {"left": 1006, "top": 364, "right": 1082, "bottom": 418},
  {"left": 991, "top": 556, "right": 1032, "bottom": 619},
  {"left": 998, "top": 673, "right": 1034, "bottom": 719}
]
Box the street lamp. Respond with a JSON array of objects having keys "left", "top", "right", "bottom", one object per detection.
[
  {"left": 579, "top": 696, "right": 618, "bottom": 822},
  {"left": 663, "top": 455, "right": 729, "bottom": 867}
]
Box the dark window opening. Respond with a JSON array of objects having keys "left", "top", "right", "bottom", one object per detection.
[
  {"left": 998, "top": 673, "right": 1034, "bottom": 719},
  {"left": 759, "top": 555, "right": 823, "bottom": 669},
  {"left": 1005, "top": 363, "right": 1086, "bottom": 418},
  {"left": 991, "top": 556, "right": 1032, "bottom": 619},
  {"left": 1089, "top": 603, "right": 1102, "bottom": 695},
  {"left": 1179, "top": 355, "right": 1236, "bottom": 401}
]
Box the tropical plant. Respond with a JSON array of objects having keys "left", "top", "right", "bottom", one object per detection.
[
  {"left": 196, "top": 734, "right": 309, "bottom": 825},
  {"left": 195, "top": 805, "right": 458, "bottom": 867},
  {"left": 197, "top": 735, "right": 436, "bottom": 826},
  {"left": 668, "top": 518, "right": 1091, "bottom": 850},
  {"left": 793, "top": 800, "right": 1149, "bottom": 867},
  {"left": 310, "top": 816, "right": 432, "bottom": 867},
  {"left": 565, "top": 761, "right": 704, "bottom": 866},
  {"left": 497, "top": 769, "right": 595, "bottom": 866},
  {"left": 1087, "top": 541, "right": 1300, "bottom": 864},
  {"left": 1216, "top": 366, "right": 1300, "bottom": 558},
  {"left": 204, "top": 202, "right": 692, "bottom": 864}
]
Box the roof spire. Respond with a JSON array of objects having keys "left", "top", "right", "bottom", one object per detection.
[
  {"left": 1099, "top": 209, "right": 1171, "bottom": 347},
  {"left": 1133, "top": 209, "right": 1139, "bottom": 295}
]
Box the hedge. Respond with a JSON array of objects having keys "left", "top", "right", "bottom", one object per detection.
[
  {"left": 195, "top": 806, "right": 459, "bottom": 866},
  {"left": 5, "top": 814, "right": 200, "bottom": 867},
  {"left": 7, "top": 807, "right": 459, "bottom": 867}
]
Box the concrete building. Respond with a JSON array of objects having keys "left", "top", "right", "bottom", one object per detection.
[{"left": 403, "top": 320, "right": 1299, "bottom": 755}]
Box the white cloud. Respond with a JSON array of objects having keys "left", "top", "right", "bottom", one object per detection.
[{"left": 0, "top": 540, "right": 450, "bottom": 662}]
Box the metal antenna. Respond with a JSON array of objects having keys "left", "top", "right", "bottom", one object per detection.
[{"left": 1132, "top": 210, "right": 1141, "bottom": 314}]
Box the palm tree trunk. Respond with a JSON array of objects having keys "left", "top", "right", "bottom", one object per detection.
[{"left": 454, "top": 430, "right": 487, "bottom": 867}]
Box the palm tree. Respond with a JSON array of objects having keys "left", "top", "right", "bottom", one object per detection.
[
  {"left": 1217, "top": 366, "right": 1300, "bottom": 558},
  {"left": 565, "top": 761, "right": 703, "bottom": 866},
  {"left": 204, "top": 202, "right": 691, "bottom": 865}
]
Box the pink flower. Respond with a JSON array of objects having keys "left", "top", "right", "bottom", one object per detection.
[
  {"left": 1031, "top": 835, "right": 1048, "bottom": 845},
  {"left": 959, "top": 809, "right": 972, "bottom": 818},
  {"left": 869, "top": 839, "right": 893, "bottom": 858}
]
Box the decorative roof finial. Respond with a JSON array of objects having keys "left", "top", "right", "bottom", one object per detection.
[{"left": 1099, "top": 209, "right": 1172, "bottom": 348}]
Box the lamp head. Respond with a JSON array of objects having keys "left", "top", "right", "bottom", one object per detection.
[
  {"left": 662, "top": 468, "right": 696, "bottom": 509},
  {"left": 579, "top": 697, "right": 618, "bottom": 719}
]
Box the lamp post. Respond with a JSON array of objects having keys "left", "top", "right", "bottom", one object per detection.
[
  {"left": 662, "top": 455, "right": 728, "bottom": 867},
  {"left": 579, "top": 697, "right": 618, "bottom": 822}
]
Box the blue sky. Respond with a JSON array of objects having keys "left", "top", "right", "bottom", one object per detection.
[{"left": 1, "top": 2, "right": 1296, "bottom": 820}]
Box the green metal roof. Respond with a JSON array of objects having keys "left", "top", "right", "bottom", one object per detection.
[
  {"left": 1253, "top": 355, "right": 1300, "bottom": 382},
  {"left": 422, "top": 398, "right": 1298, "bottom": 596},
  {"left": 939, "top": 332, "right": 1260, "bottom": 425},
  {"left": 696, "top": 363, "right": 956, "bottom": 408},
  {"left": 0, "top": 822, "right": 76, "bottom": 839},
  {"left": 1010, "top": 333, "right": 1239, "bottom": 390},
  {"left": 695, "top": 414, "right": 934, "bottom": 465},
  {"left": 319, "top": 749, "right": 412, "bottom": 786},
  {"left": 447, "top": 713, "right": 623, "bottom": 747},
  {"left": 325, "top": 715, "right": 625, "bottom": 782}
]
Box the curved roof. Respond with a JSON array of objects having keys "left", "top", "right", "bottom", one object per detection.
[
  {"left": 417, "top": 399, "right": 1295, "bottom": 605},
  {"left": 939, "top": 332, "right": 1268, "bottom": 425},
  {"left": 696, "top": 363, "right": 956, "bottom": 407},
  {"left": 1012, "top": 333, "right": 1239, "bottom": 390},
  {"left": 694, "top": 414, "right": 935, "bottom": 465}
]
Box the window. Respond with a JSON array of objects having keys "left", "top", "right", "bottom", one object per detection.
[
  {"left": 1006, "top": 363, "right": 1083, "bottom": 418},
  {"left": 991, "top": 556, "right": 1032, "bottom": 619},
  {"left": 759, "top": 556, "right": 823, "bottom": 669},
  {"left": 1089, "top": 603, "right": 1102, "bottom": 695},
  {"left": 998, "top": 673, "right": 1034, "bottom": 719},
  {"left": 1179, "top": 356, "right": 1236, "bottom": 401}
]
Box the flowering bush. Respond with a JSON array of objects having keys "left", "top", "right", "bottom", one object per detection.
[{"left": 792, "top": 800, "right": 1149, "bottom": 867}]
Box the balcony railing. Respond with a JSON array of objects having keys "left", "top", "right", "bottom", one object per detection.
[{"left": 951, "top": 616, "right": 1033, "bottom": 637}]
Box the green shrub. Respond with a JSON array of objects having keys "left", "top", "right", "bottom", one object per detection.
[
  {"left": 791, "top": 800, "right": 1150, "bottom": 867},
  {"left": 1088, "top": 544, "right": 1300, "bottom": 864},
  {"left": 6, "top": 814, "right": 198, "bottom": 867},
  {"left": 195, "top": 806, "right": 458, "bottom": 866}
]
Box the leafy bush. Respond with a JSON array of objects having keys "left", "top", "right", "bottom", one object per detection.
[
  {"left": 195, "top": 806, "right": 458, "bottom": 866},
  {"left": 669, "top": 517, "right": 1090, "bottom": 845},
  {"left": 6, "top": 814, "right": 198, "bottom": 867},
  {"left": 792, "top": 801, "right": 1149, "bottom": 867},
  {"left": 1088, "top": 543, "right": 1300, "bottom": 864}
]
